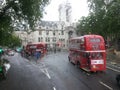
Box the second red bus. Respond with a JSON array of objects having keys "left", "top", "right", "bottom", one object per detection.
[{"left": 68, "top": 35, "right": 106, "bottom": 72}]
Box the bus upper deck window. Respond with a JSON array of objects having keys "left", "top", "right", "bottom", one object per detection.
[
  {"left": 81, "top": 38, "right": 84, "bottom": 44},
  {"left": 90, "top": 38, "right": 101, "bottom": 43}
]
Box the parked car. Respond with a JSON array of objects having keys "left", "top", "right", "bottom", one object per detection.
[
  {"left": 7, "top": 50, "right": 15, "bottom": 56},
  {"left": 116, "top": 74, "right": 120, "bottom": 86}
]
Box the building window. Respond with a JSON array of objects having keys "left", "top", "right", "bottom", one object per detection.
[
  {"left": 46, "top": 37, "right": 47, "bottom": 42},
  {"left": 46, "top": 37, "right": 50, "bottom": 42},
  {"left": 38, "top": 37, "right": 41, "bottom": 42},
  {"left": 46, "top": 31, "right": 49, "bottom": 35},
  {"left": 46, "top": 27, "right": 48, "bottom": 29},
  {"left": 63, "top": 39, "right": 65, "bottom": 42},
  {"left": 53, "top": 31, "right": 55, "bottom": 36},
  {"left": 61, "top": 31, "right": 64, "bottom": 35},
  {"left": 59, "top": 38, "right": 65, "bottom": 42},
  {"left": 39, "top": 31, "right": 42, "bottom": 35},
  {"left": 41, "top": 37, "right": 43, "bottom": 42},
  {"left": 52, "top": 37, "right": 56, "bottom": 42},
  {"left": 48, "top": 37, "right": 50, "bottom": 42}
]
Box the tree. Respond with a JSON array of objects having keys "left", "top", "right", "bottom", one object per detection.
[
  {"left": 77, "top": 0, "right": 120, "bottom": 41},
  {"left": 76, "top": 0, "right": 120, "bottom": 50},
  {"left": 8, "top": 35, "right": 21, "bottom": 48},
  {"left": 0, "top": 32, "right": 21, "bottom": 48},
  {"left": 0, "top": 0, "right": 49, "bottom": 46}
]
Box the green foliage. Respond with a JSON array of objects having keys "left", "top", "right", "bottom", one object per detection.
[
  {"left": 0, "top": 33, "right": 21, "bottom": 48},
  {"left": 76, "top": 0, "right": 120, "bottom": 42},
  {"left": 0, "top": 0, "right": 49, "bottom": 47},
  {"left": 0, "top": 0, "right": 49, "bottom": 29},
  {"left": 8, "top": 35, "right": 21, "bottom": 48}
]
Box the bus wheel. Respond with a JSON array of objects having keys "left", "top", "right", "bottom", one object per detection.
[{"left": 116, "top": 75, "right": 120, "bottom": 86}]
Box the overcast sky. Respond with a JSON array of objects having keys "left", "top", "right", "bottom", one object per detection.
[{"left": 42, "top": 0, "right": 89, "bottom": 22}]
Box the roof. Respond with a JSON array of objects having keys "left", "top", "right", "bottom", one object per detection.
[
  {"left": 70, "top": 34, "right": 103, "bottom": 40},
  {"left": 38, "top": 21, "right": 59, "bottom": 28}
]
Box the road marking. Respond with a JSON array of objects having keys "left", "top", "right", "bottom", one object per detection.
[
  {"left": 53, "top": 87, "right": 56, "bottom": 90},
  {"left": 99, "top": 81, "right": 113, "bottom": 90},
  {"left": 45, "top": 68, "right": 51, "bottom": 79},
  {"left": 25, "top": 59, "right": 51, "bottom": 79},
  {"left": 41, "top": 68, "right": 51, "bottom": 79},
  {"left": 107, "top": 66, "right": 120, "bottom": 73}
]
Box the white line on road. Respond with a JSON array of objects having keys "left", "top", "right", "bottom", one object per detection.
[
  {"left": 107, "top": 66, "right": 120, "bottom": 73},
  {"left": 41, "top": 68, "right": 51, "bottom": 79},
  {"left": 28, "top": 61, "right": 51, "bottom": 79},
  {"left": 53, "top": 87, "right": 56, "bottom": 90},
  {"left": 45, "top": 68, "right": 51, "bottom": 79},
  {"left": 99, "top": 81, "right": 113, "bottom": 90}
]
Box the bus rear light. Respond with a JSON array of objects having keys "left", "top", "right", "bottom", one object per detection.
[{"left": 92, "top": 65, "right": 96, "bottom": 69}]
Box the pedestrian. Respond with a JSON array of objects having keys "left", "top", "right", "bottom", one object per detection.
[
  {"left": 34, "top": 50, "right": 41, "bottom": 63},
  {"left": 21, "top": 49, "right": 24, "bottom": 57}
]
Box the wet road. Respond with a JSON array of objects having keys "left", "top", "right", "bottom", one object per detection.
[
  {"left": 0, "top": 52, "right": 120, "bottom": 90},
  {"left": 0, "top": 53, "right": 53, "bottom": 90}
]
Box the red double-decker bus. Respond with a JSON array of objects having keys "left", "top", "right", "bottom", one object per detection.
[
  {"left": 68, "top": 35, "right": 106, "bottom": 72},
  {"left": 25, "top": 42, "right": 47, "bottom": 56}
]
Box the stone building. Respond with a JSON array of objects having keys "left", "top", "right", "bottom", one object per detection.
[{"left": 14, "top": 1, "right": 77, "bottom": 50}]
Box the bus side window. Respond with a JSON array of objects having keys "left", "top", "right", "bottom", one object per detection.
[
  {"left": 83, "top": 53, "right": 86, "bottom": 58},
  {"left": 82, "top": 52, "right": 90, "bottom": 59},
  {"left": 86, "top": 52, "right": 90, "bottom": 57},
  {"left": 74, "top": 52, "right": 78, "bottom": 57},
  {"left": 83, "top": 53, "right": 88, "bottom": 58},
  {"left": 76, "top": 52, "right": 80, "bottom": 57}
]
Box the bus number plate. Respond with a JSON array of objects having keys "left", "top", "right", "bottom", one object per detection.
[{"left": 91, "top": 60, "right": 104, "bottom": 64}]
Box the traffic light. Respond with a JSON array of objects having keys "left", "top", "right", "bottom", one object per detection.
[{"left": 0, "top": 49, "right": 2, "bottom": 53}]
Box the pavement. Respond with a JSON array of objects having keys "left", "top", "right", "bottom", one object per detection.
[{"left": 107, "top": 49, "right": 120, "bottom": 67}]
